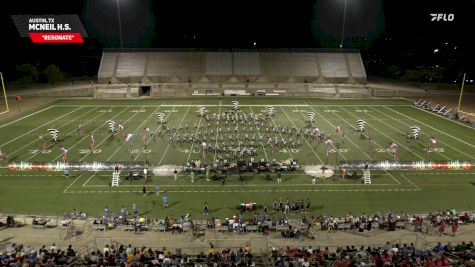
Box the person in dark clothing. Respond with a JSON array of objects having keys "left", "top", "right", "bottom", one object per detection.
[{"left": 204, "top": 201, "right": 209, "bottom": 215}]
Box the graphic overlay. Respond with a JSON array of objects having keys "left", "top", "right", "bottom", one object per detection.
[
  {"left": 339, "top": 160, "right": 472, "bottom": 171},
  {"left": 11, "top": 15, "right": 88, "bottom": 43},
  {"left": 7, "top": 161, "right": 144, "bottom": 172}
]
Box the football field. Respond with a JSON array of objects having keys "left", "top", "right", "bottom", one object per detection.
[{"left": 0, "top": 97, "right": 474, "bottom": 218}]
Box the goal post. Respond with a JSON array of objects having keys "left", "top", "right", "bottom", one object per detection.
[
  {"left": 0, "top": 72, "right": 9, "bottom": 115},
  {"left": 457, "top": 73, "right": 475, "bottom": 117}
]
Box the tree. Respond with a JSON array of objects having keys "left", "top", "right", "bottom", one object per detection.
[
  {"left": 15, "top": 64, "right": 39, "bottom": 84},
  {"left": 386, "top": 65, "right": 400, "bottom": 76},
  {"left": 43, "top": 64, "right": 64, "bottom": 84}
]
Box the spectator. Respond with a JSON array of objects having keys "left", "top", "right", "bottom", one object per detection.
[
  {"left": 132, "top": 203, "right": 138, "bottom": 215},
  {"left": 155, "top": 184, "right": 160, "bottom": 196},
  {"left": 439, "top": 221, "right": 446, "bottom": 236},
  {"left": 451, "top": 222, "right": 458, "bottom": 237},
  {"left": 204, "top": 201, "right": 209, "bottom": 215},
  {"left": 64, "top": 169, "right": 70, "bottom": 178}
]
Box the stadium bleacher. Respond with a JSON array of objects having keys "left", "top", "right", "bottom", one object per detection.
[{"left": 97, "top": 50, "right": 366, "bottom": 85}]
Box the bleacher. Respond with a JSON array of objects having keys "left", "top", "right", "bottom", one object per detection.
[
  {"left": 97, "top": 50, "right": 367, "bottom": 85},
  {"left": 318, "top": 53, "right": 349, "bottom": 79},
  {"left": 205, "top": 52, "right": 233, "bottom": 75},
  {"left": 115, "top": 53, "right": 147, "bottom": 80}
]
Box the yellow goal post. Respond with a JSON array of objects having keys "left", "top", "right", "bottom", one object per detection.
[{"left": 0, "top": 72, "right": 9, "bottom": 115}]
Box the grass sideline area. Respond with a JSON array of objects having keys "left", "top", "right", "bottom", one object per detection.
[{"left": 0, "top": 97, "right": 474, "bottom": 219}]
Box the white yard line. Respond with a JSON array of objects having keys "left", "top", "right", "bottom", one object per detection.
[
  {"left": 280, "top": 106, "right": 330, "bottom": 163},
  {"left": 83, "top": 182, "right": 402, "bottom": 188},
  {"left": 1, "top": 106, "right": 83, "bottom": 147},
  {"left": 82, "top": 171, "right": 97, "bottom": 186},
  {"left": 52, "top": 104, "right": 411, "bottom": 108},
  {"left": 50, "top": 107, "right": 130, "bottom": 161},
  {"left": 66, "top": 188, "right": 420, "bottom": 194},
  {"left": 63, "top": 174, "right": 82, "bottom": 193},
  {"left": 213, "top": 100, "right": 222, "bottom": 162},
  {"left": 13, "top": 107, "right": 99, "bottom": 159},
  {"left": 296, "top": 110, "right": 347, "bottom": 162},
  {"left": 368, "top": 107, "right": 452, "bottom": 160},
  {"left": 270, "top": 109, "right": 294, "bottom": 159},
  {"left": 410, "top": 105, "right": 475, "bottom": 131},
  {"left": 80, "top": 107, "right": 145, "bottom": 162},
  {"left": 186, "top": 115, "right": 202, "bottom": 163},
  {"left": 249, "top": 106, "right": 269, "bottom": 161},
  {"left": 307, "top": 104, "right": 371, "bottom": 159},
  {"left": 385, "top": 107, "right": 475, "bottom": 149},
  {"left": 400, "top": 174, "right": 421, "bottom": 190},
  {"left": 133, "top": 104, "right": 170, "bottom": 160},
  {"left": 339, "top": 106, "right": 426, "bottom": 160},
  {"left": 384, "top": 170, "right": 401, "bottom": 185},
  {"left": 0, "top": 106, "right": 54, "bottom": 128},
  {"left": 158, "top": 106, "right": 191, "bottom": 165},
  {"left": 106, "top": 107, "right": 160, "bottom": 161}
]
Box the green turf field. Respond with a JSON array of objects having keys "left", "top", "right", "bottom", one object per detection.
[{"left": 0, "top": 97, "right": 474, "bottom": 219}]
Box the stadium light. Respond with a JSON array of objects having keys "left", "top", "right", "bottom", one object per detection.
[
  {"left": 116, "top": 0, "right": 123, "bottom": 50},
  {"left": 340, "top": 0, "right": 347, "bottom": 48}
]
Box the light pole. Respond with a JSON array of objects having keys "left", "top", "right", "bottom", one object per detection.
[
  {"left": 116, "top": 0, "right": 123, "bottom": 50},
  {"left": 340, "top": 0, "right": 347, "bottom": 48}
]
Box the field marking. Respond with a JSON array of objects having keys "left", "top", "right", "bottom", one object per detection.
[
  {"left": 410, "top": 105, "right": 475, "bottom": 131},
  {"left": 11, "top": 107, "right": 99, "bottom": 159},
  {"left": 23, "top": 107, "right": 105, "bottom": 161},
  {"left": 400, "top": 174, "right": 421, "bottom": 190},
  {"left": 249, "top": 106, "right": 269, "bottom": 161},
  {"left": 133, "top": 104, "right": 169, "bottom": 160},
  {"left": 51, "top": 107, "right": 130, "bottom": 161},
  {"left": 279, "top": 107, "right": 325, "bottom": 163},
  {"left": 307, "top": 104, "right": 371, "bottom": 159},
  {"left": 1, "top": 106, "right": 83, "bottom": 147},
  {"left": 369, "top": 107, "right": 456, "bottom": 160},
  {"left": 384, "top": 170, "right": 401, "bottom": 185},
  {"left": 382, "top": 107, "right": 475, "bottom": 160},
  {"left": 80, "top": 107, "right": 145, "bottom": 161},
  {"left": 106, "top": 106, "right": 161, "bottom": 161},
  {"left": 52, "top": 104, "right": 411, "bottom": 108},
  {"left": 82, "top": 182, "right": 401, "bottom": 187},
  {"left": 82, "top": 171, "right": 97, "bottom": 186},
  {"left": 63, "top": 174, "right": 82, "bottom": 193},
  {"left": 187, "top": 112, "right": 202, "bottom": 163},
  {"left": 294, "top": 108, "right": 348, "bottom": 162},
  {"left": 339, "top": 106, "right": 426, "bottom": 160},
  {"left": 402, "top": 172, "right": 475, "bottom": 176},
  {"left": 213, "top": 100, "right": 222, "bottom": 162},
  {"left": 385, "top": 107, "right": 475, "bottom": 150},
  {"left": 268, "top": 109, "right": 295, "bottom": 159},
  {"left": 65, "top": 188, "right": 421, "bottom": 194},
  {"left": 158, "top": 106, "right": 191, "bottom": 165},
  {"left": 0, "top": 106, "right": 54, "bottom": 129}
]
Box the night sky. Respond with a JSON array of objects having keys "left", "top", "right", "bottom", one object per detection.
[{"left": 1, "top": 0, "right": 474, "bottom": 81}]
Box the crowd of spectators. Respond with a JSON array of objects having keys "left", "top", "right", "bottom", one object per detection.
[
  {"left": 3, "top": 240, "right": 475, "bottom": 266},
  {"left": 0, "top": 243, "right": 257, "bottom": 266},
  {"left": 269, "top": 241, "right": 475, "bottom": 266}
]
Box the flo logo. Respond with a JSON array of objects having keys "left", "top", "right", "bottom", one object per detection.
[{"left": 430, "top": 13, "right": 454, "bottom": 22}]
